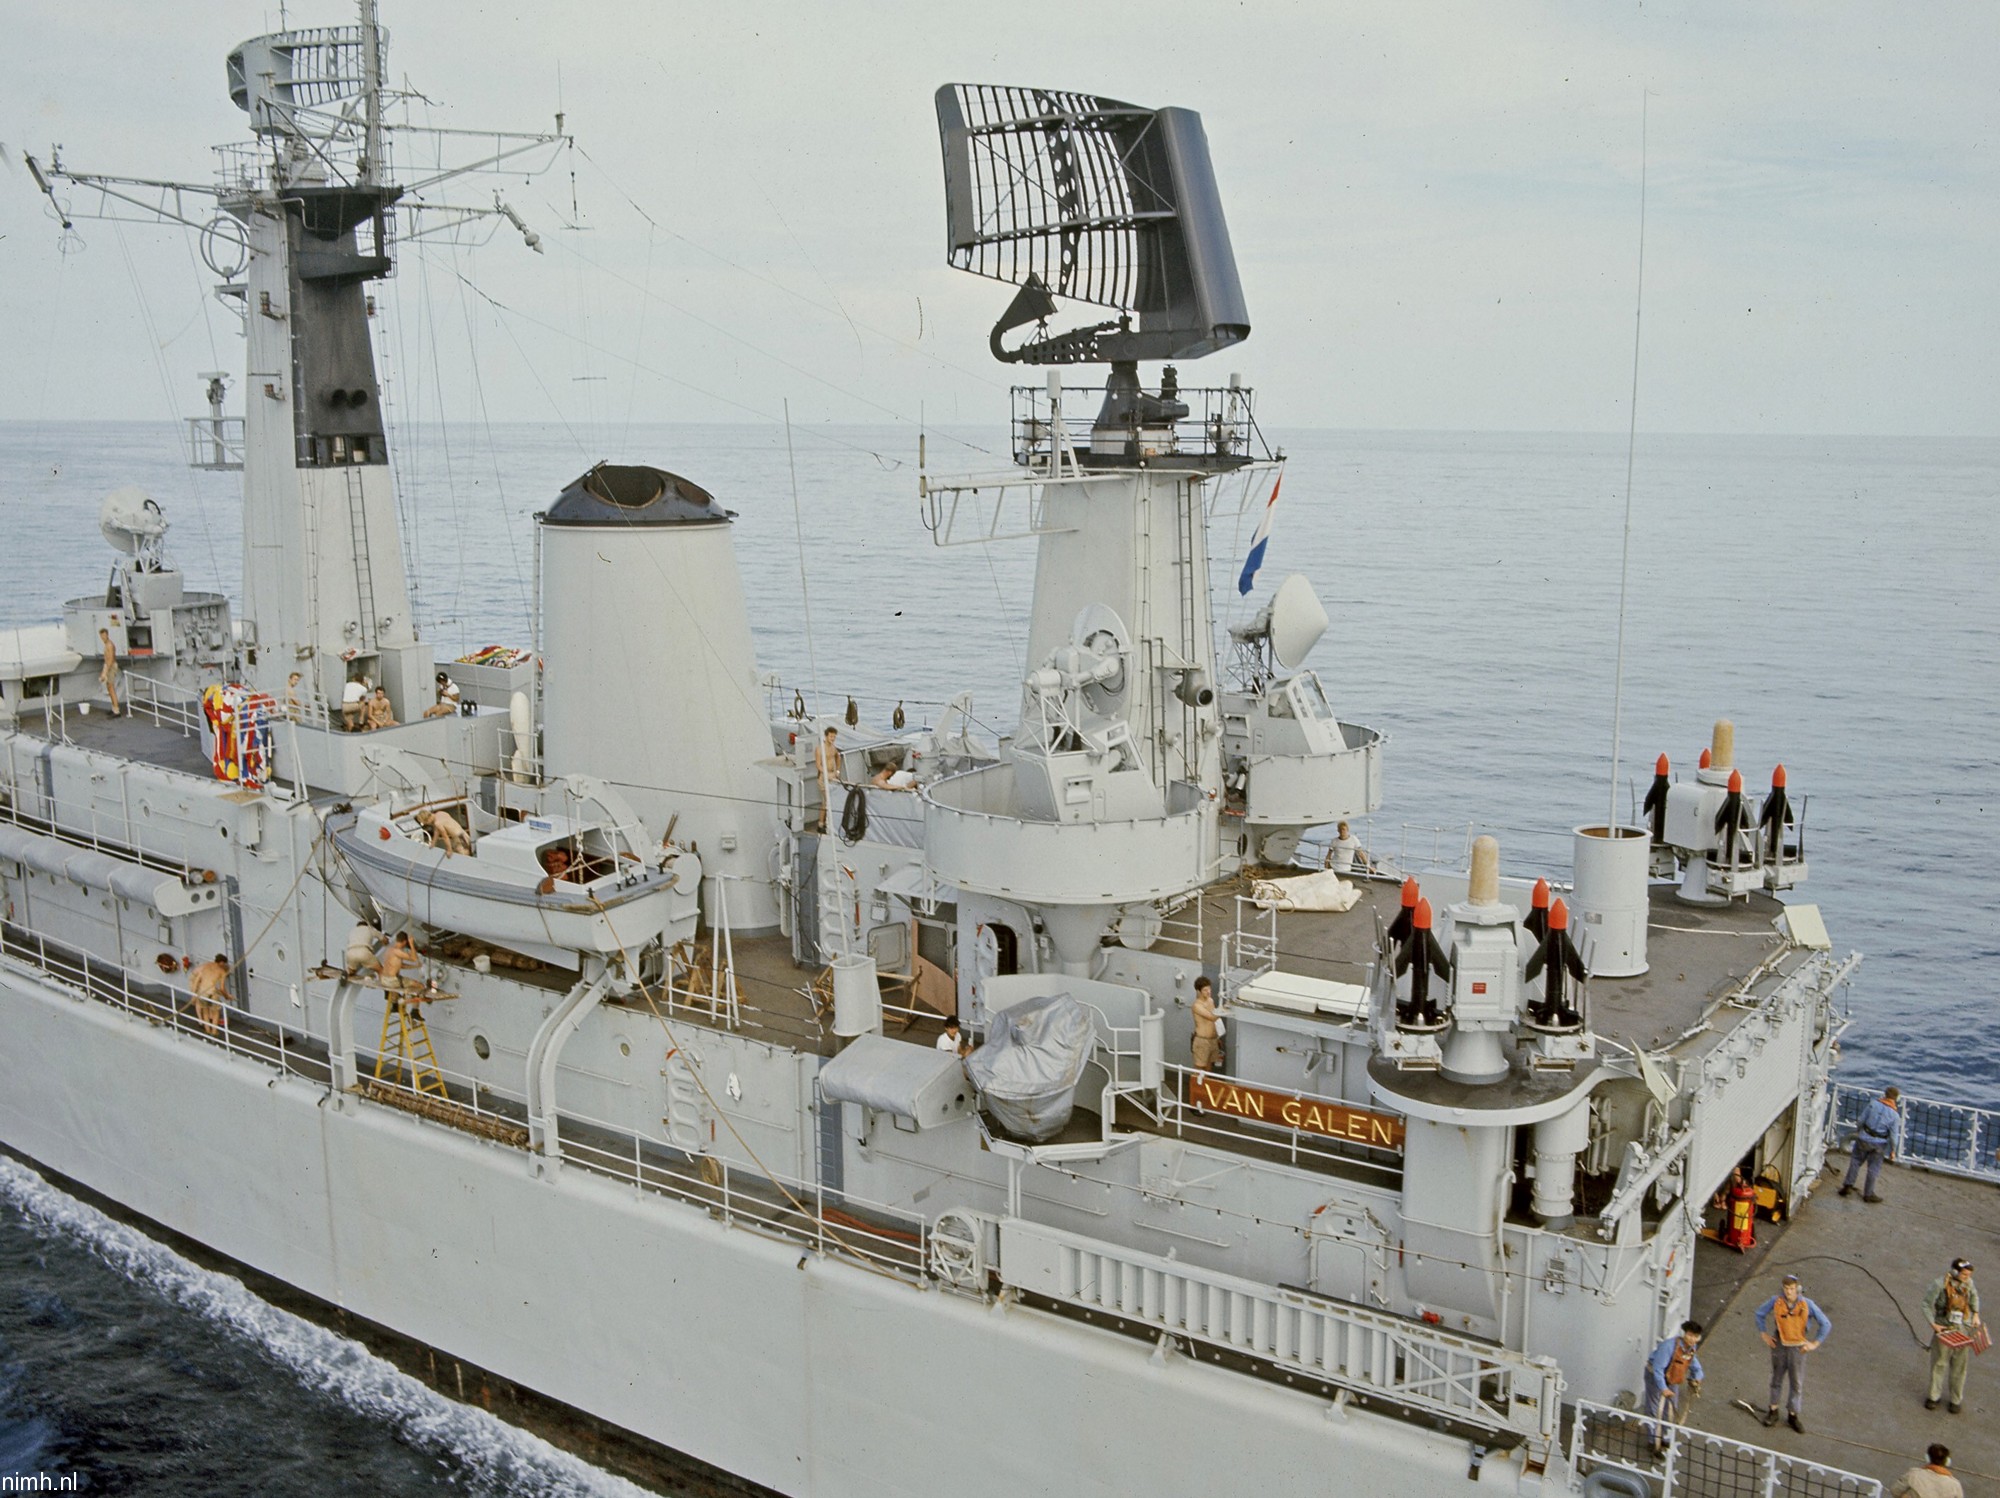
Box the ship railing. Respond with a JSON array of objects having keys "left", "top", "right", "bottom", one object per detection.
[
  {"left": 355, "top": 1020, "right": 529, "bottom": 1139},
  {"left": 123, "top": 674, "right": 210, "bottom": 737},
  {"left": 1286, "top": 817, "right": 1386, "bottom": 875},
  {"left": 184, "top": 414, "right": 246, "bottom": 471},
  {"left": 0, "top": 922, "right": 327, "bottom": 1086},
  {"left": 1148, "top": 888, "right": 1205, "bottom": 962},
  {"left": 1565, "top": 1398, "right": 1881, "bottom": 1497},
  {"left": 1137, "top": 1061, "right": 1404, "bottom": 1188},
  {"left": 1827, "top": 1081, "right": 2000, "bottom": 1183},
  {"left": 1005, "top": 380, "right": 1263, "bottom": 472},
  {"left": 1218, "top": 894, "right": 1277, "bottom": 995},
  {"left": 1384, "top": 820, "right": 1583, "bottom": 881},
  {"left": 996, "top": 1217, "right": 1560, "bottom": 1453},
  {"left": 551, "top": 1104, "right": 935, "bottom": 1284}
]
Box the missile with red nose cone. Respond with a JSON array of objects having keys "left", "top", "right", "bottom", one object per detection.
[
  {"left": 1714, "top": 768, "right": 1752, "bottom": 863},
  {"left": 1386, "top": 876, "right": 1421, "bottom": 946},
  {"left": 1526, "top": 877, "right": 1551, "bottom": 940},
  {"left": 1524, "top": 897, "right": 1587, "bottom": 1028},
  {"left": 1394, "top": 897, "right": 1454, "bottom": 1028},
  {"left": 1759, "top": 764, "right": 1793, "bottom": 860},
  {"left": 1642, "top": 753, "right": 1671, "bottom": 843}
]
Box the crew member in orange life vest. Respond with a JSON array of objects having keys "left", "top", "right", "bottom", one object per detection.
[
  {"left": 1755, "top": 1274, "right": 1832, "bottom": 1432},
  {"left": 1641, "top": 1320, "right": 1705, "bottom": 1455},
  {"left": 1716, "top": 1167, "right": 1757, "bottom": 1252}
]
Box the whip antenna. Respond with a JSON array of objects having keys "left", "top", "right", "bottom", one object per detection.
[{"left": 1608, "top": 93, "right": 1649, "bottom": 830}]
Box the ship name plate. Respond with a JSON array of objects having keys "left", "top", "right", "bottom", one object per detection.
[{"left": 1186, "top": 1075, "right": 1404, "bottom": 1150}]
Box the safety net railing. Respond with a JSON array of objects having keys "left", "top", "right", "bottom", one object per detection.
[
  {"left": 1828, "top": 1082, "right": 2000, "bottom": 1183},
  {"left": 1567, "top": 1399, "right": 1881, "bottom": 1498}
]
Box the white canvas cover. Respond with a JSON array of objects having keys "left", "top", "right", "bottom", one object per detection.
[{"left": 1248, "top": 869, "right": 1361, "bottom": 913}]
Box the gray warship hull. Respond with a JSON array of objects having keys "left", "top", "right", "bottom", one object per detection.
[
  {"left": 7, "top": 11, "right": 1992, "bottom": 1498},
  {"left": 0, "top": 969, "right": 1474, "bottom": 1497}
]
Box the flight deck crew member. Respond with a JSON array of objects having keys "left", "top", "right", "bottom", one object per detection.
[
  {"left": 1924, "top": 1258, "right": 1981, "bottom": 1413},
  {"left": 1891, "top": 1444, "right": 1963, "bottom": 1498},
  {"left": 1191, "top": 976, "right": 1222, "bottom": 1073},
  {"left": 1840, "top": 1085, "right": 1901, "bottom": 1201},
  {"left": 188, "top": 953, "right": 231, "bottom": 1035},
  {"left": 1641, "top": 1320, "right": 1704, "bottom": 1455},
  {"left": 1755, "top": 1273, "right": 1831, "bottom": 1432}
]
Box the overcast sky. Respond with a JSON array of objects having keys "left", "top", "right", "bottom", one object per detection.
[{"left": 2, "top": 1, "right": 1995, "bottom": 436}]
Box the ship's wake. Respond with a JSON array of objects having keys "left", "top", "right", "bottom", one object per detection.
[{"left": 0, "top": 1154, "right": 657, "bottom": 1498}]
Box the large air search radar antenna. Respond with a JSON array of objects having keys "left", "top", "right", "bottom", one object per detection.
[
  {"left": 934, "top": 86, "right": 1261, "bottom": 471},
  {"left": 936, "top": 86, "right": 1250, "bottom": 367}
]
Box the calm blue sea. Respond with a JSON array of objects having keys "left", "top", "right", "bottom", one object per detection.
[{"left": 1, "top": 418, "right": 1995, "bottom": 1492}]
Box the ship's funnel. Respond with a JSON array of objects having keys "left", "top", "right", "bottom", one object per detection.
[{"left": 539, "top": 465, "right": 778, "bottom": 932}]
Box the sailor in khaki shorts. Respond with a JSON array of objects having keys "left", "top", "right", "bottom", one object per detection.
[{"left": 1191, "top": 976, "right": 1222, "bottom": 1072}]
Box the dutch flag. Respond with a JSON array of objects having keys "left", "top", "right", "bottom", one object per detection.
[{"left": 1236, "top": 472, "right": 1284, "bottom": 595}]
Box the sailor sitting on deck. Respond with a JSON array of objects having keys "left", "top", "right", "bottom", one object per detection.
[
  {"left": 341, "top": 676, "right": 369, "bottom": 731},
  {"left": 537, "top": 845, "right": 575, "bottom": 896},
  {"left": 187, "top": 953, "right": 230, "bottom": 1035},
  {"left": 364, "top": 686, "right": 398, "bottom": 731},
  {"left": 345, "top": 921, "right": 384, "bottom": 976},
  {"left": 416, "top": 807, "right": 472, "bottom": 856},
  {"left": 423, "top": 672, "right": 461, "bottom": 719}
]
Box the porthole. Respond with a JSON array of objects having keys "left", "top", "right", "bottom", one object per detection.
[
  {"left": 618, "top": 1038, "right": 632, "bottom": 1058},
  {"left": 471, "top": 1033, "right": 491, "bottom": 1061}
]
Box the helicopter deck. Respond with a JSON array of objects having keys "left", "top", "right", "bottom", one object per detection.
[{"left": 1682, "top": 1149, "right": 1998, "bottom": 1493}]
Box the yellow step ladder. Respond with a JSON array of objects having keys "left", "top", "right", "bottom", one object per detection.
[{"left": 375, "top": 992, "right": 449, "bottom": 1098}]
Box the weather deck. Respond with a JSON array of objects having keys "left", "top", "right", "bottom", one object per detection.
[
  {"left": 14, "top": 701, "right": 215, "bottom": 780},
  {"left": 1682, "top": 1148, "right": 1997, "bottom": 1493},
  {"left": 1185, "top": 872, "right": 1816, "bottom": 1060}
]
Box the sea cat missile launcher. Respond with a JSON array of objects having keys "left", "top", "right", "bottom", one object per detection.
[{"left": 3, "top": 12, "right": 1887, "bottom": 1496}]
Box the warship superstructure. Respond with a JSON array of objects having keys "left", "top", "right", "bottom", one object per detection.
[{"left": 5, "top": 11, "right": 1988, "bottom": 1497}]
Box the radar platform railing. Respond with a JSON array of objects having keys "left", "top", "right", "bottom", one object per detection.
[
  {"left": 1828, "top": 1082, "right": 2000, "bottom": 1183},
  {"left": 1566, "top": 1398, "right": 1881, "bottom": 1498}
]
